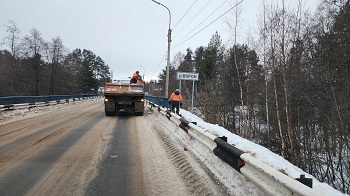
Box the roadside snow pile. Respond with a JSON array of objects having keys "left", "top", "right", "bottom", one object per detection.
[
  {"left": 178, "top": 109, "right": 346, "bottom": 196},
  {"left": 0, "top": 99, "right": 100, "bottom": 125},
  {"left": 0, "top": 106, "right": 52, "bottom": 124}
]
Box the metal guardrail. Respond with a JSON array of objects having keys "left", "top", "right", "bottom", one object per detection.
[
  {"left": 145, "top": 100, "right": 321, "bottom": 196},
  {"left": 0, "top": 94, "right": 99, "bottom": 111},
  {"left": 144, "top": 95, "right": 168, "bottom": 108}
]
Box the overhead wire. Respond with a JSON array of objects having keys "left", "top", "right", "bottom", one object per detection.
[
  {"left": 150, "top": 0, "right": 223, "bottom": 81},
  {"left": 173, "top": 0, "right": 213, "bottom": 40},
  {"left": 148, "top": 35, "right": 167, "bottom": 81},
  {"left": 173, "top": 0, "right": 244, "bottom": 49},
  {"left": 150, "top": 0, "right": 225, "bottom": 80},
  {"left": 172, "top": 0, "right": 199, "bottom": 30},
  {"left": 174, "top": 0, "right": 230, "bottom": 48},
  {"left": 149, "top": 51, "right": 167, "bottom": 80},
  {"left": 150, "top": 0, "right": 244, "bottom": 80},
  {"left": 149, "top": 0, "right": 198, "bottom": 81}
]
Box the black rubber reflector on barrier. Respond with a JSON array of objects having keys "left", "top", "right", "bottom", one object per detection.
[
  {"left": 178, "top": 117, "right": 190, "bottom": 134},
  {"left": 179, "top": 122, "right": 189, "bottom": 133},
  {"left": 213, "top": 136, "right": 245, "bottom": 173},
  {"left": 295, "top": 174, "right": 313, "bottom": 188},
  {"left": 179, "top": 117, "right": 190, "bottom": 125}
]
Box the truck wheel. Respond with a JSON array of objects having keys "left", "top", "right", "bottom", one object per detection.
[
  {"left": 105, "top": 111, "right": 111, "bottom": 116},
  {"left": 135, "top": 112, "right": 144, "bottom": 116}
]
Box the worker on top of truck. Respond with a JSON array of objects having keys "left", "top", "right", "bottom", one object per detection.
[{"left": 130, "top": 71, "right": 143, "bottom": 84}]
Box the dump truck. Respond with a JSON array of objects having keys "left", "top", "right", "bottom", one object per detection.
[{"left": 103, "top": 79, "right": 144, "bottom": 116}]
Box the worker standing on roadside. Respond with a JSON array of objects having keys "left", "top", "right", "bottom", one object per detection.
[
  {"left": 130, "top": 71, "right": 142, "bottom": 84},
  {"left": 168, "top": 89, "right": 183, "bottom": 114}
]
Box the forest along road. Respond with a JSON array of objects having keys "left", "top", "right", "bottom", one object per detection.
[{"left": 0, "top": 99, "right": 228, "bottom": 196}]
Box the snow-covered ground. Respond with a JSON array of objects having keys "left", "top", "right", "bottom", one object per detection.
[{"left": 175, "top": 109, "right": 347, "bottom": 196}]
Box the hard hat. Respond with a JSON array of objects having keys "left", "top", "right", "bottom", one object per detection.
[
  {"left": 175, "top": 89, "right": 180, "bottom": 92},
  {"left": 136, "top": 71, "right": 139, "bottom": 74}
]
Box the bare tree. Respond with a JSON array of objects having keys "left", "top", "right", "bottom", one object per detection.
[
  {"left": 3, "top": 20, "right": 21, "bottom": 58},
  {"left": 20, "top": 28, "right": 48, "bottom": 95},
  {"left": 263, "top": 2, "right": 286, "bottom": 158},
  {"left": 2, "top": 20, "right": 21, "bottom": 93},
  {"left": 48, "top": 37, "right": 66, "bottom": 94},
  {"left": 226, "top": 0, "right": 250, "bottom": 137}
]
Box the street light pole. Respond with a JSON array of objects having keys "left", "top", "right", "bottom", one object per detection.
[
  {"left": 151, "top": 0, "right": 171, "bottom": 98},
  {"left": 139, "top": 65, "right": 145, "bottom": 82}
]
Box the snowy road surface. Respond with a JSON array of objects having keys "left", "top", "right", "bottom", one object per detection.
[{"left": 0, "top": 99, "right": 263, "bottom": 196}]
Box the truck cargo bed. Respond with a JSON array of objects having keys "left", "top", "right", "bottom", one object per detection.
[{"left": 103, "top": 81, "right": 145, "bottom": 116}]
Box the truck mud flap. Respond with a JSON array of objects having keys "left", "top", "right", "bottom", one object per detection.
[
  {"left": 105, "top": 102, "right": 116, "bottom": 116},
  {"left": 134, "top": 102, "right": 144, "bottom": 116}
]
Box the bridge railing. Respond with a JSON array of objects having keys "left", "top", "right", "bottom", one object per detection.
[
  {"left": 144, "top": 95, "right": 168, "bottom": 108},
  {"left": 0, "top": 94, "right": 100, "bottom": 110}
]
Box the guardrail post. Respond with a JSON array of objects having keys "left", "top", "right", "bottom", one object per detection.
[
  {"left": 29, "top": 103, "right": 36, "bottom": 110},
  {"left": 296, "top": 174, "right": 313, "bottom": 188},
  {"left": 166, "top": 109, "right": 171, "bottom": 119},
  {"left": 4, "top": 104, "right": 14, "bottom": 110}
]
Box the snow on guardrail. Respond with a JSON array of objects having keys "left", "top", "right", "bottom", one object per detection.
[
  {"left": 0, "top": 96, "right": 99, "bottom": 111},
  {"left": 145, "top": 100, "right": 334, "bottom": 196}
]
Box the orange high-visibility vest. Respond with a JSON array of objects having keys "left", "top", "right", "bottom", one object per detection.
[
  {"left": 169, "top": 92, "right": 183, "bottom": 103},
  {"left": 132, "top": 72, "right": 140, "bottom": 80}
]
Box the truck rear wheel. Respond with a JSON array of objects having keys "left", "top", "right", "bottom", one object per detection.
[
  {"left": 135, "top": 112, "right": 144, "bottom": 116},
  {"left": 105, "top": 111, "right": 115, "bottom": 116}
]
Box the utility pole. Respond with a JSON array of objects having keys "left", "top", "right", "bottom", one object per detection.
[
  {"left": 151, "top": 0, "right": 171, "bottom": 97},
  {"left": 166, "top": 28, "right": 171, "bottom": 97}
]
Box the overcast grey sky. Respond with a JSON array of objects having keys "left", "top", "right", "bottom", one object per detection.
[{"left": 0, "top": 0, "right": 318, "bottom": 81}]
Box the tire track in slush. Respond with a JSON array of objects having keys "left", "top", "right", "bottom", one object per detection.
[
  {"left": 0, "top": 111, "right": 103, "bottom": 195},
  {"left": 157, "top": 129, "right": 214, "bottom": 196},
  {"left": 0, "top": 102, "right": 102, "bottom": 141},
  {"left": 0, "top": 115, "right": 86, "bottom": 157},
  {"left": 0, "top": 104, "right": 102, "bottom": 172},
  {"left": 27, "top": 112, "right": 116, "bottom": 196},
  {"left": 85, "top": 116, "right": 129, "bottom": 196},
  {"left": 85, "top": 116, "right": 146, "bottom": 196}
]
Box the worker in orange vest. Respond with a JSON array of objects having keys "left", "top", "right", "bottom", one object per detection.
[
  {"left": 168, "top": 89, "right": 183, "bottom": 114},
  {"left": 130, "top": 71, "right": 142, "bottom": 83}
]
